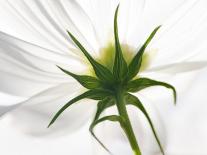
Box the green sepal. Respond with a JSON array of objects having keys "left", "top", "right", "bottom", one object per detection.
[
  {"left": 125, "top": 93, "right": 165, "bottom": 155},
  {"left": 67, "top": 31, "right": 114, "bottom": 83},
  {"left": 48, "top": 89, "right": 113, "bottom": 128},
  {"left": 57, "top": 66, "right": 101, "bottom": 89},
  {"left": 127, "top": 77, "right": 176, "bottom": 104},
  {"left": 113, "top": 5, "right": 128, "bottom": 81},
  {"left": 89, "top": 98, "right": 115, "bottom": 155},
  {"left": 89, "top": 115, "right": 125, "bottom": 154},
  {"left": 127, "top": 26, "right": 161, "bottom": 80},
  {"left": 94, "top": 97, "right": 115, "bottom": 121}
]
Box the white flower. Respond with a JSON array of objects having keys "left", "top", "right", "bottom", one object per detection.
[{"left": 0, "top": 0, "right": 207, "bottom": 155}]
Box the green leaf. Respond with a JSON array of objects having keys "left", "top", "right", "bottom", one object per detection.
[
  {"left": 57, "top": 66, "right": 101, "bottom": 89},
  {"left": 127, "top": 77, "right": 176, "bottom": 104},
  {"left": 113, "top": 5, "right": 128, "bottom": 81},
  {"left": 48, "top": 89, "right": 112, "bottom": 128},
  {"left": 67, "top": 31, "right": 114, "bottom": 83},
  {"left": 125, "top": 93, "right": 165, "bottom": 155},
  {"left": 127, "top": 26, "right": 161, "bottom": 80},
  {"left": 89, "top": 115, "right": 125, "bottom": 154}
]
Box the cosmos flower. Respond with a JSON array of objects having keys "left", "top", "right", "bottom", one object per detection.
[{"left": 0, "top": 0, "right": 207, "bottom": 155}]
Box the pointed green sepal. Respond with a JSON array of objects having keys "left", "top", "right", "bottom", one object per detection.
[
  {"left": 125, "top": 93, "right": 165, "bottom": 155},
  {"left": 67, "top": 31, "right": 114, "bottom": 83},
  {"left": 48, "top": 89, "right": 113, "bottom": 128},
  {"left": 113, "top": 5, "right": 128, "bottom": 81},
  {"left": 89, "top": 115, "right": 125, "bottom": 154},
  {"left": 57, "top": 66, "right": 101, "bottom": 89},
  {"left": 89, "top": 98, "right": 115, "bottom": 155},
  {"left": 127, "top": 77, "right": 176, "bottom": 104},
  {"left": 94, "top": 97, "right": 115, "bottom": 121},
  {"left": 127, "top": 26, "right": 161, "bottom": 80}
]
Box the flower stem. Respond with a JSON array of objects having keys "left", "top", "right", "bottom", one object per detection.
[{"left": 115, "top": 87, "right": 141, "bottom": 155}]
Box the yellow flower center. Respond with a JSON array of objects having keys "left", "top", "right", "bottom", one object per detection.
[
  {"left": 99, "top": 42, "right": 156, "bottom": 69},
  {"left": 97, "top": 43, "right": 134, "bottom": 71},
  {"left": 86, "top": 42, "right": 157, "bottom": 76}
]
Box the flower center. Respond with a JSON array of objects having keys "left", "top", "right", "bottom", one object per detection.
[
  {"left": 97, "top": 43, "right": 134, "bottom": 71},
  {"left": 95, "top": 42, "right": 156, "bottom": 74}
]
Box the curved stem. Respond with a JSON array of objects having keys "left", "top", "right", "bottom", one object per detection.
[{"left": 115, "top": 88, "right": 141, "bottom": 155}]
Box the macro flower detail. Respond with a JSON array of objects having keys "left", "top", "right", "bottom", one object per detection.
[
  {"left": 47, "top": 6, "right": 176, "bottom": 155},
  {"left": 1, "top": 0, "right": 207, "bottom": 155}
]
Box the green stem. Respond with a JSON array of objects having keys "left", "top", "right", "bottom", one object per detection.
[{"left": 115, "top": 88, "right": 141, "bottom": 155}]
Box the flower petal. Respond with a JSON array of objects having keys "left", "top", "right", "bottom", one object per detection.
[
  {"left": 146, "top": 61, "right": 207, "bottom": 74},
  {"left": 166, "top": 68, "right": 207, "bottom": 154},
  {"left": 149, "top": 0, "right": 207, "bottom": 68},
  {"left": 0, "top": 32, "right": 86, "bottom": 97},
  {"left": 126, "top": 0, "right": 186, "bottom": 47},
  {"left": 0, "top": 0, "right": 71, "bottom": 54},
  {"left": 0, "top": 31, "right": 86, "bottom": 74},
  {"left": 80, "top": 0, "right": 119, "bottom": 47},
  {"left": 48, "top": 0, "right": 100, "bottom": 54},
  {"left": 0, "top": 0, "right": 99, "bottom": 57},
  {"left": 120, "top": 0, "right": 145, "bottom": 45},
  {"left": 0, "top": 120, "right": 93, "bottom": 154},
  {"left": 0, "top": 83, "right": 96, "bottom": 137},
  {"left": 0, "top": 92, "right": 26, "bottom": 106},
  {"left": 83, "top": 0, "right": 145, "bottom": 47}
]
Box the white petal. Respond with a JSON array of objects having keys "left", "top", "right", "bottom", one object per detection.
[
  {"left": 0, "top": 0, "right": 100, "bottom": 57},
  {"left": 81, "top": 0, "right": 118, "bottom": 47},
  {"left": 48, "top": 0, "right": 100, "bottom": 55},
  {"left": 182, "top": 41, "right": 207, "bottom": 62},
  {"left": 0, "top": 83, "right": 96, "bottom": 137},
  {"left": 0, "top": 120, "right": 93, "bottom": 155},
  {"left": 0, "top": 0, "right": 72, "bottom": 54},
  {"left": 0, "top": 31, "right": 86, "bottom": 74},
  {"left": 146, "top": 61, "right": 207, "bottom": 74},
  {"left": 149, "top": 0, "right": 207, "bottom": 68},
  {"left": 0, "top": 32, "right": 86, "bottom": 97},
  {"left": 126, "top": 0, "right": 186, "bottom": 47},
  {"left": 166, "top": 68, "right": 207, "bottom": 154},
  {"left": 0, "top": 92, "right": 26, "bottom": 106},
  {"left": 83, "top": 0, "right": 145, "bottom": 48},
  {"left": 121, "top": 0, "right": 145, "bottom": 46}
]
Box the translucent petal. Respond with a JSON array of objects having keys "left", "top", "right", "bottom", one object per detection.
[
  {"left": 0, "top": 83, "right": 96, "bottom": 137},
  {"left": 120, "top": 0, "right": 146, "bottom": 46},
  {"left": 81, "top": 0, "right": 145, "bottom": 48},
  {"left": 79, "top": 0, "right": 118, "bottom": 47},
  {"left": 0, "top": 120, "right": 93, "bottom": 154},
  {"left": 126, "top": 0, "right": 186, "bottom": 47},
  {"left": 0, "top": 92, "right": 26, "bottom": 106},
  {"left": 0, "top": 32, "right": 86, "bottom": 97},
  {"left": 0, "top": 31, "right": 85, "bottom": 74},
  {"left": 146, "top": 61, "right": 207, "bottom": 74},
  {"left": 149, "top": 0, "right": 207, "bottom": 68},
  {"left": 48, "top": 0, "right": 99, "bottom": 55},
  {"left": 166, "top": 68, "right": 207, "bottom": 154},
  {"left": 0, "top": 0, "right": 71, "bottom": 54},
  {"left": 0, "top": 0, "right": 98, "bottom": 56}
]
